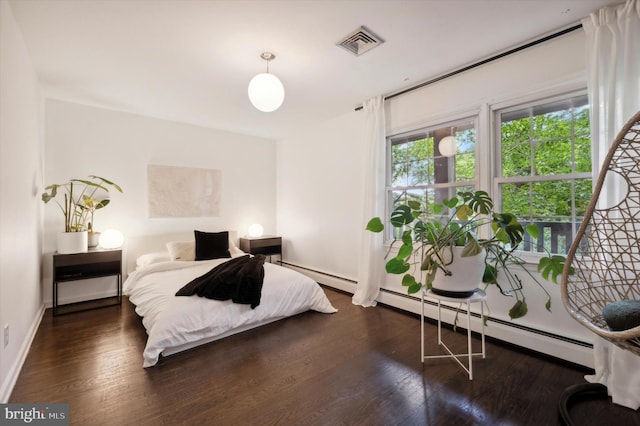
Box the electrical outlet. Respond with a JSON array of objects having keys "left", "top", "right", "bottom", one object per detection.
[{"left": 3, "top": 324, "right": 8, "bottom": 348}]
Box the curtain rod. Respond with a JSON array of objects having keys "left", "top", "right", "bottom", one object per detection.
[{"left": 354, "top": 23, "right": 583, "bottom": 111}]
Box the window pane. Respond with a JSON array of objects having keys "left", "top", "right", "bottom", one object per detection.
[
  {"left": 575, "top": 136, "right": 591, "bottom": 173},
  {"left": 409, "top": 159, "right": 431, "bottom": 185},
  {"left": 455, "top": 128, "right": 475, "bottom": 180},
  {"left": 392, "top": 163, "right": 408, "bottom": 187},
  {"left": 502, "top": 142, "right": 530, "bottom": 177},
  {"left": 501, "top": 182, "right": 531, "bottom": 218},
  {"left": 497, "top": 92, "right": 592, "bottom": 255},
  {"left": 501, "top": 115, "right": 530, "bottom": 143},
  {"left": 391, "top": 142, "right": 408, "bottom": 187},
  {"left": 532, "top": 104, "right": 572, "bottom": 140},
  {"left": 532, "top": 180, "right": 572, "bottom": 219},
  {"left": 534, "top": 138, "right": 572, "bottom": 175},
  {"left": 575, "top": 105, "right": 590, "bottom": 135},
  {"left": 575, "top": 178, "right": 592, "bottom": 217},
  {"left": 457, "top": 128, "right": 476, "bottom": 154},
  {"left": 456, "top": 152, "right": 475, "bottom": 180},
  {"left": 407, "top": 138, "right": 431, "bottom": 161},
  {"left": 392, "top": 143, "right": 407, "bottom": 162}
]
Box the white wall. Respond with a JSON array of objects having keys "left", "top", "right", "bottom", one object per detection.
[
  {"left": 0, "top": 0, "right": 45, "bottom": 402},
  {"left": 277, "top": 111, "right": 365, "bottom": 280},
  {"left": 277, "top": 30, "right": 595, "bottom": 365},
  {"left": 43, "top": 99, "right": 277, "bottom": 305}
]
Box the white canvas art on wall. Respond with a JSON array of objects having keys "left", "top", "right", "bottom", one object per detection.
[{"left": 147, "top": 165, "right": 221, "bottom": 217}]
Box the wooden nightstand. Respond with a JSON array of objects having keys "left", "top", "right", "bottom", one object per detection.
[
  {"left": 239, "top": 236, "right": 282, "bottom": 263},
  {"left": 53, "top": 249, "right": 122, "bottom": 315}
]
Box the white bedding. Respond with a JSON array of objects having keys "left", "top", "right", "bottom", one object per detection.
[{"left": 123, "top": 258, "right": 337, "bottom": 367}]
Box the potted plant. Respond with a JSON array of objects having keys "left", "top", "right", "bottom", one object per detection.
[
  {"left": 42, "top": 175, "right": 123, "bottom": 253},
  {"left": 366, "top": 190, "right": 572, "bottom": 319},
  {"left": 80, "top": 195, "right": 113, "bottom": 248}
]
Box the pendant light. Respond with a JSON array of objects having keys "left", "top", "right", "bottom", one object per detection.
[
  {"left": 439, "top": 127, "right": 457, "bottom": 157},
  {"left": 248, "top": 52, "right": 285, "bottom": 112}
]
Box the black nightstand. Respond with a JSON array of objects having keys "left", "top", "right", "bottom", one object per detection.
[
  {"left": 52, "top": 249, "right": 122, "bottom": 315},
  {"left": 239, "top": 236, "right": 282, "bottom": 263}
]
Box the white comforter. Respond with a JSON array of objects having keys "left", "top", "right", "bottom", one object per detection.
[{"left": 124, "top": 259, "right": 337, "bottom": 367}]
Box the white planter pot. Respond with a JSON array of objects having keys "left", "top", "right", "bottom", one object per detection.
[
  {"left": 57, "top": 231, "right": 88, "bottom": 254},
  {"left": 431, "top": 246, "right": 485, "bottom": 298}
]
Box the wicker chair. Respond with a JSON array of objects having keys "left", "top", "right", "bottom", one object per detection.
[{"left": 559, "top": 110, "right": 640, "bottom": 424}]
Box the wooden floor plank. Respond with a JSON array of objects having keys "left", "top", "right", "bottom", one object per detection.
[{"left": 9, "top": 287, "right": 640, "bottom": 425}]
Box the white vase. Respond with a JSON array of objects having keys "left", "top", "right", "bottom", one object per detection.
[
  {"left": 57, "top": 231, "right": 88, "bottom": 254},
  {"left": 88, "top": 232, "right": 101, "bottom": 248},
  {"left": 431, "top": 246, "right": 485, "bottom": 298}
]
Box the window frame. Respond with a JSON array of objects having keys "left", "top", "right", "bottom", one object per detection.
[
  {"left": 491, "top": 89, "right": 591, "bottom": 259},
  {"left": 381, "top": 88, "right": 592, "bottom": 257},
  {"left": 384, "top": 114, "right": 480, "bottom": 243}
]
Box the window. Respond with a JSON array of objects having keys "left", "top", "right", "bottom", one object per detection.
[
  {"left": 495, "top": 93, "right": 591, "bottom": 255},
  {"left": 387, "top": 117, "right": 476, "bottom": 239}
]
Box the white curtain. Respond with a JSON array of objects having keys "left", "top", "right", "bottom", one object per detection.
[
  {"left": 585, "top": 0, "right": 640, "bottom": 179},
  {"left": 352, "top": 96, "right": 386, "bottom": 307},
  {"left": 582, "top": 0, "right": 640, "bottom": 410}
]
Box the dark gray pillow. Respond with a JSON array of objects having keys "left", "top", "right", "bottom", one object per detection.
[
  {"left": 194, "top": 230, "right": 231, "bottom": 261},
  {"left": 602, "top": 300, "right": 640, "bottom": 331}
]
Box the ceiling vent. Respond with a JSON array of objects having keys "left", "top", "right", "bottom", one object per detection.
[{"left": 337, "top": 26, "right": 384, "bottom": 56}]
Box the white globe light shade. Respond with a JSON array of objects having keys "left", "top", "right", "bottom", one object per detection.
[
  {"left": 248, "top": 73, "right": 285, "bottom": 112},
  {"left": 439, "top": 136, "right": 457, "bottom": 157},
  {"left": 247, "top": 224, "right": 264, "bottom": 238},
  {"left": 99, "top": 229, "right": 125, "bottom": 249}
]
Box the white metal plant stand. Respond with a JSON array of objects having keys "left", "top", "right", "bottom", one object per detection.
[{"left": 421, "top": 289, "right": 487, "bottom": 380}]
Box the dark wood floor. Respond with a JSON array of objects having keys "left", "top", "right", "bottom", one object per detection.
[{"left": 9, "top": 287, "right": 640, "bottom": 425}]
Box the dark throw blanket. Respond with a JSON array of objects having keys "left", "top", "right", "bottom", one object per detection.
[{"left": 175, "top": 255, "right": 266, "bottom": 309}]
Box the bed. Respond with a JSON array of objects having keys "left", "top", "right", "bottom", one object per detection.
[{"left": 123, "top": 230, "right": 337, "bottom": 367}]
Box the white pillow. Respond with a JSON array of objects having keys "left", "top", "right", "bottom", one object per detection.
[
  {"left": 229, "top": 241, "right": 244, "bottom": 257},
  {"left": 166, "top": 233, "right": 245, "bottom": 260},
  {"left": 136, "top": 252, "right": 172, "bottom": 267},
  {"left": 166, "top": 241, "right": 195, "bottom": 261}
]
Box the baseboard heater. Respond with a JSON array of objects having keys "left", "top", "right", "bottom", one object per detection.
[
  {"left": 378, "top": 287, "right": 592, "bottom": 349},
  {"left": 282, "top": 261, "right": 594, "bottom": 368}
]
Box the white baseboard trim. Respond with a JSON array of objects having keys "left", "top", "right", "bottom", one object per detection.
[
  {"left": 283, "top": 263, "right": 357, "bottom": 294},
  {"left": 0, "top": 304, "right": 46, "bottom": 403},
  {"left": 284, "top": 262, "right": 594, "bottom": 369}
]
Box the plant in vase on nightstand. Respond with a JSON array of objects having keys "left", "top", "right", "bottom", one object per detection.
[
  {"left": 366, "top": 190, "right": 573, "bottom": 320},
  {"left": 42, "top": 175, "right": 123, "bottom": 253},
  {"left": 80, "top": 194, "right": 113, "bottom": 248}
]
